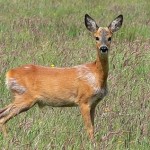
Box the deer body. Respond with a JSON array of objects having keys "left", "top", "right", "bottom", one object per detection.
[
  {"left": 6, "top": 62, "right": 107, "bottom": 107},
  {"left": 0, "top": 14, "right": 123, "bottom": 139}
]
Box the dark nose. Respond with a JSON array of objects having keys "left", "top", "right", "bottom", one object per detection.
[{"left": 100, "top": 46, "right": 108, "bottom": 53}]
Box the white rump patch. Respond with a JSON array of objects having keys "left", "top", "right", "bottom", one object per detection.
[{"left": 6, "top": 78, "right": 26, "bottom": 94}]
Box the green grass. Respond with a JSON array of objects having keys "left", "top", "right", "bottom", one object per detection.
[{"left": 0, "top": 0, "right": 150, "bottom": 149}]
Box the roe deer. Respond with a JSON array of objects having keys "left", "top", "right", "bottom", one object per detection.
[{"left": 0, "top": 14, "right": 123, "bottom": 139}]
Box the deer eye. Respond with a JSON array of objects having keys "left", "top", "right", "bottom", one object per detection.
[
  {"left": 95, "top": 37, "right": 99, "bottom": 41},
  {"left": 108, "top": 37, "right": 111, "bottom": 41}
]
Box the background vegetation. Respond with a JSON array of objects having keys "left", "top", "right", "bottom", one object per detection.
[{"left": 0, "top": 0, "right": 150, "bottom": 149}]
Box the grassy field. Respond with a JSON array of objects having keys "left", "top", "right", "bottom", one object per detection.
[{"left": 0, "top": 0, "right": 150, "bottom": 149}]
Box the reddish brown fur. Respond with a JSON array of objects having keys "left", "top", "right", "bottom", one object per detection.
[{"left": 0, "top": 14, "right": 123, "bottom": 140}]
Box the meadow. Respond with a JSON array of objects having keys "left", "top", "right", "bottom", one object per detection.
[{"left": 0, "top": 0, "right": 150, "bottom": 149}]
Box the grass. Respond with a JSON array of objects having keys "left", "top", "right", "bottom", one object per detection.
[{"left": 0, "top": 0, "right": 150, "bottom": 149}]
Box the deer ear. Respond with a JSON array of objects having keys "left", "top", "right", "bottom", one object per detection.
[
  {"left": 108, "top": 15, "right": 123, "bottom": 32},
  {"left": 85, "top": 14, "right": 99, "bottom": 32}
]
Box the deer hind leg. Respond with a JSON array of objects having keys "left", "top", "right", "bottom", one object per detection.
[
  {"left": 0, "top": 104, "right": 14, "bottom": 136},
  {"left": 0, "top": 95, "right": 35, "bottom": 137},
  {"left": 80, "top": 103, "right": 95, "bottom": 140}
]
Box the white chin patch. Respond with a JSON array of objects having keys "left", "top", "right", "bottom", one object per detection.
[{"left": 100, "top": 50, "right": 108, "bottom": 54}]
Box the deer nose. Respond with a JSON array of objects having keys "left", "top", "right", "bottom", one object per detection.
[{"left": 100, "top": 46, "right": 108, "bottom": 53}]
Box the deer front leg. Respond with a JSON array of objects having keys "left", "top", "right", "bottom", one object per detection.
[
  {"left": 90, "top": 104, "right": 97, "bottom": 127},
  {"left": 80, "top": 103, "right": 94, "bottom": 140}
]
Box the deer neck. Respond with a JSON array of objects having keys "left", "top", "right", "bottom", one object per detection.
[{"left": 95, "top": 51, "right": 109, "bottom": 87}]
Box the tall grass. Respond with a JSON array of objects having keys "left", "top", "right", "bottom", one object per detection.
[{"left": 0, "top": 0, "right": 150, "bottom": 149}]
